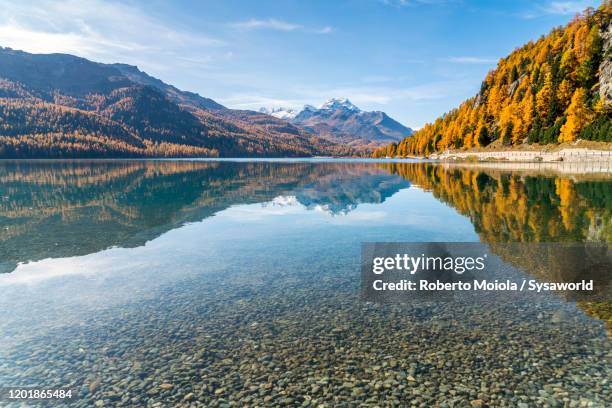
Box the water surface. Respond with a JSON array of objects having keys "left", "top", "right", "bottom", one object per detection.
[{"left": 0, "top": 160, "right": 609, "bottom": 407}]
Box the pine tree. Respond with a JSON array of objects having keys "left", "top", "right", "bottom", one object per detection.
[
  {"left": 502, "top": 123, "right": 513, "bottom": 146},
  {"left": 477, "top": 124, "right": 490, "bottom": 147},
  {"left": 510, "top": 66, "right": 519, "bottom": 82}
]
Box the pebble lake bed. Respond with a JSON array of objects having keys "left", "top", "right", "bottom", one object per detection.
[{"left": 0, "top": 160, "right": 609, "bottom": 407}]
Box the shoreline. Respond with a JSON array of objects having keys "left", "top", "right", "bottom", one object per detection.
[
  {"left": 427, "top": 147, "right": 612, "bottom": 163},
  {"left": 438, "top": 161, "right": 612, "bottom": 177}
]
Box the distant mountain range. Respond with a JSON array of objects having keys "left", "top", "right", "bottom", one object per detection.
[
  {"left": 260, "top": 98, "right": 413, "bottom": 148},
  {"left": 0, "top": 48, "right": 355, "bottom": 158}
]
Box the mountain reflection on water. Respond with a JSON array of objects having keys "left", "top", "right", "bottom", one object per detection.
[
  {"left": 2, "top": 160, "right": 609, "bottom": 318},
  {"left": 0, "top": 159, "right": 610, "bottom": 407},
  {"left": 0, "top": 161, "right": 409, "bottom": 274},
  {"left": 1, "top": 160, "right": 609, "bottom": 276}
]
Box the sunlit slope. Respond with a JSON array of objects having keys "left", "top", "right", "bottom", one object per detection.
[{"left": 375, "top": 2, "right": 611, "bottom": 157}]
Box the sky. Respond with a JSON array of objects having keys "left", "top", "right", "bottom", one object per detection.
[{"left": 0, "top": 0, "right": 603, "bottom": 128}]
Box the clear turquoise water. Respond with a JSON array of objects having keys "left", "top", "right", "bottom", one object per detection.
[{"left": 0, "top": 160, "right": 609, "bottom": 407}]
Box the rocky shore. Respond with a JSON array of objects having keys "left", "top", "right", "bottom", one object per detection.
[{"left": 1, "top": 267, "right": 609, "bottom": 407}]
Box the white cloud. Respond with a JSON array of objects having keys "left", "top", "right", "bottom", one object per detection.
[
  {"left": 446, "top": 56, "right": 498, "bottom": 64},
  {"left": 230, "top": 18, "right": 333, "bottom": 34},
  {"left": 218, "top": 94, "right": 312, "bottom": 110},
  {"left": 546, "top": 1, "right": 584, "bottom": 14},
  {"left": 0, "top": 0, "right": 225, "bottom": 71},
  {"left": 521, "top": 1, "right": 598, "bottom": 18},
  {"left": 231, "top": 18, "right": 302, "bottom": 31},
  {"left": 314, "top": 26, "right": 334, "bottom": 34}
]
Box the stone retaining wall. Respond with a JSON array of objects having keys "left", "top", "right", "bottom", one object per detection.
[{"left": 431, "top": 148, "right": 612, "bottom": 163}]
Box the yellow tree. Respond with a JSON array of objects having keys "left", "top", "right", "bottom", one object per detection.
[
  {"left": 557, "top": 79, "right": 573, "bottom": 108},
  {"left": 513, "top": 116, "right": 525, "bottom": 144},
  {"left": 521, "top": 92, "right": 535, "bottom": 132},
  {"left": 499, "top": 104, "right": 513, "bottom": 131},
  {"left": 560, "top": 48, "right": 578, "bottom": 82},
  {"left": 487, "top": 86, "right": 504, "bottom": 118},
  {"left": 559, "top": 88, "right": 591, "bottom": 142},
  {"left": 512, "top": 93, "right": 533, "bottom": 144},
  {"left": 573, "top": 25, "right": 590, "bottom": 63},
  {"left": 536, "top": 72, "right": 554, "bottom": 120},
  {"left": 593, "top": 96, "right": 605, "bottom": 114}
]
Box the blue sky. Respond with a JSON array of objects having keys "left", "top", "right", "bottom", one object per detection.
[{"left": 0, "top": 0, "right": 602, "bottom": 128}]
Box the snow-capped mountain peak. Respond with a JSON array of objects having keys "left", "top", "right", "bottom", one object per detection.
[
  {"left": 319, "top": 97, "right": 360, "bottom": 112},
  {"left": 261, "top": 97, "right": 412, "bottom": 148},
  {"left": 259, "top": 107, "right": 299, "bottom": 120}
]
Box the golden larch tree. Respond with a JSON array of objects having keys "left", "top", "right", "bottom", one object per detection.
[
  {"left": 536, "top": 72, "right": 554, "bottom": 120},
  {"left": 559, "top": 88, "right": 591, "bottom": 142},
  {"left": 557, "top": 79, "right": 573, "bottom": 108}
]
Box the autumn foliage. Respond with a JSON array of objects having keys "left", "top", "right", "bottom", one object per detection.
[
  {"left": 374, "top": 2, "right": 611, "bottom": 157},
  {"left": 379, "top": 162, "right": 611, "bottom": 243},
  {"left": 0, "top": 52, "right": 354, "bottom": 158}
]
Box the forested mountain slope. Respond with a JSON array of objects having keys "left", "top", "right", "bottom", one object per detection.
[
  {"left": 375, "top": 2, "right": 611, "bottom": 158},
  {"left": 0, "top": 49, "right": 352, "bottom": 158}
]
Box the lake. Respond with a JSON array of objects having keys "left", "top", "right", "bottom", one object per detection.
[{"left": 0, "top": 159, "right": 610, "bottom": 407}]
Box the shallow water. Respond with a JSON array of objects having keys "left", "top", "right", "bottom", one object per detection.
[{"left": 0, "top": 160, "right": 610, "bottom": 407}]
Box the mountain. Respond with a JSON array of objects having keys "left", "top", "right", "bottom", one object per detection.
[
  {"left": 109, "top": 63, "right": 226, "bottom": 111},
  {"left": 260, "top": 98, "right": 413, "bottom": 149},
  {"left": 375, "top": 2, "right": 611, "bottom": 158},
  {"left": 258, "top": 107, "right": 299, "bottom": 120},
  {"left": 319, "top": 97, "right": 360, "bottom": 111},
  {"left": 0, "top": 48, "right": 353, "bottom": 158}
]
